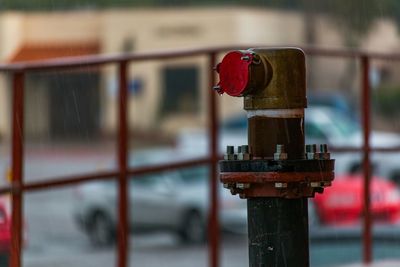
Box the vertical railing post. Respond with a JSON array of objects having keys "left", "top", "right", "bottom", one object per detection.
[
  {"left": 361, "top": 55, "right": 372, "bottom": 264},
  {"left": 117, "top": 61, "right": 129, "bottom": 267},
  {"left": 10, "top": 71, "right": 25, "bottom": 267},
  {"left": 208, "top": 52, "right": 219, "bottom": 267}
]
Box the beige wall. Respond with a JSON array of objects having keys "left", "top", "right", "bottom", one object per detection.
[
  {"left": 0, "top": 74, "right": 9, "bottom": 140},
  {"left": 23, "top": 11, "right": 100, "bottom": 44},
  {"left": 101, "top": 8, "right": 238, "bottom": 53},
  {"left": 0, "top": 13, "right": 25, "bottom": 137},
  {"left": 0, "top": 13, "right": 24, "bottom": 60}
]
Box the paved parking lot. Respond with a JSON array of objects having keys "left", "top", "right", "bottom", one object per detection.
[{"left": 1, "top": 145, "right": 400, "bottom": 267}]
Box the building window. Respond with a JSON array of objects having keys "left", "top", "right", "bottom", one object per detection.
[{"left": 160, "top": 66, "right": 199, "bottom": 117}]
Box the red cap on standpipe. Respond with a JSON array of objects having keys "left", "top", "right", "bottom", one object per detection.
[{"left": 214, "top": 50, "right": 255, "bottom": 97}]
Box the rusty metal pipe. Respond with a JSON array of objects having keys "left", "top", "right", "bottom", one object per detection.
[{"left": 244, "top": 49, "right": 308, "bottom": 266}]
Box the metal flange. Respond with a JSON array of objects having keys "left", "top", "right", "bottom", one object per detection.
[{"left": 219, "top": 158, "right": 334, "bottom": 199}]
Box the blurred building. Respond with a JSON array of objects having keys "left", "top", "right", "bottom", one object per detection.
[{"left": 0, "top": 8, "right": 399, "bottom": 140}]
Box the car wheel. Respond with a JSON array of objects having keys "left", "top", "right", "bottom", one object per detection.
[
  {"left": 178, "top": 210, "right": 205, "bottom": 244},
  {"left": 390, "top": 172, "right": 400, "bottom": 186},
  {"left": 89, "top": 211, "right": 115, "bottom": 247},
  {"left": 0, "top": 253, "right": 8, "bottom": 266}
]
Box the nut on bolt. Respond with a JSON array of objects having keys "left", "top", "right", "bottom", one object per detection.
[
  {"left": 236, "top": 183, "right": 250, "bottom": 189},
  {"left": 318, "top": 144, "right": 330, "bottom": 160},
  {"left": 242, "top": 145, "right": 251, "bottom": 160},
  {"left": 322, "top": 181, "right": 332, "bottom": 187},
  {"left": 237, "top": 145, "right": 243, "bottom": 160},
  {"left": 224, "top": 146, "right": 235, "bottom": 160},
  {"left": 320, "top": 144, "right": 328, "bottom": 152},
  {"left": 306, "top": 144, "right": 317, "bottom": 160},
  {"left": 238, "top": 145, "right": 251, "bottom": 160},
  {"left": 310, "top": 182, "right": 322, "bottom": 188},
  {"left": 310, "top": 180, "right": 331, "bottom": 188},
  {"left": 223, "top": 183, "right": 235, "bottom": 189},
  {"left": 274, "top": 144, "right": 288, "bottom": 160},
  {"left": 274, "top": 182, "right": 288, "bottom": 188}
]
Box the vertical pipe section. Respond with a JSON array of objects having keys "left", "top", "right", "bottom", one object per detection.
[
  {"left": 361, "top": 56, "right": 372, "bottom": 264},
  {"left": 247, "top": 115, "right": 308, "bottom": 267},
  {"left": 248, "top": 198, "right": 309, "bottom": 267},
  {"left": 117, "top": 61, "right": 129, "bottom": 267},
  {"left": 208, "top": 52, "right": 220, "bottom": 267},
  {"left": 10, "top": 72, "right": 24, "bottom": 267}
]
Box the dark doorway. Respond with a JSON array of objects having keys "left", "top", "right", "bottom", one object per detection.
[
  {"left": 160, "top": 66, "right": 199, "bottom": 117},
  {"left": 48, "top": 71, "right": 100, "bottom": 140}
]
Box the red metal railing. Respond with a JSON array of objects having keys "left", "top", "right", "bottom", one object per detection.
[{"left": 0, "top": 45, "right": 398, "bottom": 266}]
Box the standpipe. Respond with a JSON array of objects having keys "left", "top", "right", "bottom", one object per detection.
[{"left": 214, "top": 48, "right": 335, "bottom": 267}]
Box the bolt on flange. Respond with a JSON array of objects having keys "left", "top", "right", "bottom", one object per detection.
[
  {"left": 305, "top": 144, "right": 317, "bottom": 159},
  {"left": 317, "top": 144, "right": 330, "bottom": 159},
  {"left": 238, "top": 145, "right": 251, "bottom": 160},
  {"left": 274, "top": 182, "right": 288, "bottom": 188},
  {"left": 236, "top": 183, "right": 251, "bottom": 189},
  {"left": 306, "top": 144, "right": 331, "bottom": 160},
  {"left": 224, "top": 146, "right": 235, "bottom": 160},
  {"left": 274, "top": 144, "right": 288, "bottom": 160}
]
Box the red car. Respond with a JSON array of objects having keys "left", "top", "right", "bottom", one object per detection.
[
  {"left": 313, "top": 175, "right": 400, "bottom": 226},
  {"left": 0, "top": 196, "right": 11, "bottom": 265}
]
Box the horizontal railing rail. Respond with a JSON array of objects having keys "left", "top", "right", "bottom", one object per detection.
[{"left": 2, "top": 45, "right": 400, "bottom": 72}]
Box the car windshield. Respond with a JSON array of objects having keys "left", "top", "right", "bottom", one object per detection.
[
  {"left": 334, "top": 115, "right": 360, "bottom": 137},
  {"left": 308, "top": 108, "right": 360, "bottom": 140},
  {"left": 130, "top": 173, "right": 161, "bottom": 185},
  {"left": 221, "top": 114, "right": 247, "bottom": 131}
]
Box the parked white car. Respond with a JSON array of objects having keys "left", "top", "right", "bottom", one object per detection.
[
  {"left": 305, "top": 107, "right": 400, "bottom": 182},
  {"left": 73, "top": 149, "right": 247, "bottom": 247}
]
